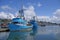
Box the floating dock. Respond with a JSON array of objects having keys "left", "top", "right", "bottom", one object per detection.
[{"left": 0, "top": 28, "right": 9, "bottom": 32}]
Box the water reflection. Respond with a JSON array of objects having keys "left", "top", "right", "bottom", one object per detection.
[
  {"left": 7, "top": 26, "right": 38, "bottom": 40},
  {"left": 7, "top": 31, "right": 30, "bottom": 40},
  {"left": 55, "top": 33, "right": 60, "bottom": 40},
  {"left": 0, "top": 25, "right": 60, "bottom": 40},
  {"left": 0, "top": 32, "right": 10, "bottom": 40},
  {"left": 38, "top": 26, "right": 60, "bottom": 34},
  {"left": 30, "top": 25, "right": 37, "bottom": 36}
]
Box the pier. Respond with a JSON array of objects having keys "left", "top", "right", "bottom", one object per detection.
[{"left": 0, "top": 28, "right": 9, "bottom": 32}]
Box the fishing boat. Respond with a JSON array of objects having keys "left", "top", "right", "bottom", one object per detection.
[
  {"left": 8, "top": 10, "right": 33, "bottom": 31},
  {"left": 29, "top": 16, "right": 38, "bottom": 29}
]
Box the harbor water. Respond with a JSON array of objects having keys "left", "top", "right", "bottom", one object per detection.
[{"left": 0, "top": 25, "right": 60, "bottom": 40}]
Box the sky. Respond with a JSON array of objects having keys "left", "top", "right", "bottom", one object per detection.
[{"left": 0, "top": 0, "right": 60, "bottom": 23}]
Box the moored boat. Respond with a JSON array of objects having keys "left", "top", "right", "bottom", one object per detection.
[
  {"left": 8, "top": 18, "right": 33, "bottom": 31},
  {"left": 8, "top": 10, "right": 33, "bottom": 31},
  {"left": 29, "top": 16, "right": 38, "bottom": 29}
]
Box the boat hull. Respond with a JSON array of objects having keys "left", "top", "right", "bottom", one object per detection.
[
  {"left": 8, "top": 24, "right": 33, "bottom": 31},
  {"left": 30, "top": 21, "right": 38, "bottom": 29}
]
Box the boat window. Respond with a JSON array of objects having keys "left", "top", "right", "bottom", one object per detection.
[
  {"left": 12, "top": 22, "right": 19, "bottom": 24},
  {"left": 12, "top": 22, "right": 23, "bottom": 24},
  {"left": 26, "top": 23, "right": 32, "bottom": 26}
]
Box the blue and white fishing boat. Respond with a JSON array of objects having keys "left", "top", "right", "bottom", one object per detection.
[{"left": 8, "top": 10, "right": 33, "bottom": 31}]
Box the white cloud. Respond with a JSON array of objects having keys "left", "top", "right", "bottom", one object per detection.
[
  {"left": 23, "top": 5, "right": 36, "bottom": 21},
  {"left": 37, "top": 9, "right": 60, "bottom": 23},
  {"left": 0, "top": 5, "right": 17, "bottom": 19},
  {"left": 0, "top": 5, "right": 36, "bottom": 20},
  {"left": 37, "top": 2, "right": 42, "bottom": 7},
  {"left": 1, "top": 5, "right": 12, "bottom": 10},
  {"left": 0, "top": 12, "right": 15, "bottom": 19},
  {"left": 0, "top": 5, "right": 16, "bottom": 12},
  {"left": 52, "top": 9, "right": 60, "bottom": 23},
  {"left": 53, "top": 9, "right": 60, "bottom": 18},
  {"left": 23, "top": 5, "right": 60, "bottom": 23},
  {"left": 0, "top": 5, "right": 60, "bottom": 23},
  {"left": 37, "top": 16, "right": 51, "bottom": 22}
]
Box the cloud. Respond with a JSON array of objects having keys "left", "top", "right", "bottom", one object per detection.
[
  {"left": 0, "top": 5, "right": 16, "bottom": 12},
  {"left": 0, "top": 12, "right": 15, "bottom": 19},
  {"left": 23, "top": 5, "right": 36, "bottom": 21},
  {"left": 37, "top": 16, "right": 51, "bottom": 22},
  {"left": 0, "top": 5, "right": 60, "bottom": 23},
  {"left": 0, "top": 5, "right": 17, "bottom": 19},
  {"left": 52, "top": 9, "right": 60, "bottom": 23},
  {"left": 53, "top": 9, "right": 60, "bottom": 18},
  {"left": 0, "top": 5, "right": 36, "bottom": 20},
  {"left": 23, "top": 5, "right": 60, "bottom": 23},
  {"left": 37, "top": 2, "right": 42, "bottom": 7},
  {"left": 37, "top": 9, "right": 60, "bottom": 23},
  {"left": 1, "top": 5, "right": 12, "bottom": 10}
]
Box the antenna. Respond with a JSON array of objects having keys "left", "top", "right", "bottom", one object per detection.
[
  {"left": 18, "top": 9, "right": 26, "bottom": 20},
  {"left": 17, "top": 9, "right": 24, "bottom": 18}
]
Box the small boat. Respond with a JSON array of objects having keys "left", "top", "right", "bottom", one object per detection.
[
  {"left": 0, "top": 22, "right": 9, "bottom": 32},
  {"left": 8, "top": 10, "right": 33, "bottom": 31},
  {"left": 39, "top": 23, "right": 46, "bottom": 27}
]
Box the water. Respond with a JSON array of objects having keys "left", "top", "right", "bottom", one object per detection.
[{"left": 0, "top": 25, "right": 60, "bottom": 40}]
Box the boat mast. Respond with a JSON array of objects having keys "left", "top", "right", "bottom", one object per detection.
[
  {"left": 33, "top": 16, "right": 35, "bottom": 20},
  {"left": 18, "top": 9, "right": 25, "bottom": 20},
  {"left": 19, "top": 9, "right": 24, "bottom": 18}
]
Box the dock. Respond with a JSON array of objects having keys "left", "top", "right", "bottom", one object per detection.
[{"left": 0, "top": 28, "right": 9, "bottom": 32}]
